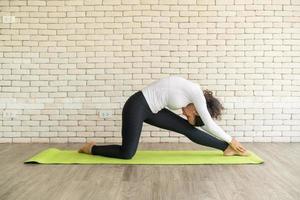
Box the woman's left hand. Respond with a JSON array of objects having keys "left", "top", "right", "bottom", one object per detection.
[{"left": 229, "top": 138, "right": 247, "bottom": 153}]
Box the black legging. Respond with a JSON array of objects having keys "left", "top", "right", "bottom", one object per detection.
[{"left": 91, "top": 90, "right": 229, "bottom": 159}]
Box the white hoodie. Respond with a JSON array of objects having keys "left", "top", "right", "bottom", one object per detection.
[{"left": 141, "top": 75, "right": 232, "bottom": 143}]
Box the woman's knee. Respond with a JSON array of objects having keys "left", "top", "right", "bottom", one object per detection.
[{"left": 120, "top": 149, "right": 136, "bottom": 159}]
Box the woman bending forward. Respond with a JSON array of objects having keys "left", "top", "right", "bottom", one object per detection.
[{"left": 79, "top": 75, "right": 249, "bottom": 159}]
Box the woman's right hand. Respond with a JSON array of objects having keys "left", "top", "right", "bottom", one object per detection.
[{"left": 229, "top": 137, "right": 247, "bottom": 153}]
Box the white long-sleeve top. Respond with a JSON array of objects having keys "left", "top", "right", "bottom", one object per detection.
[{"left": 141, "top": 75, "right": 232, "bottom": 143}]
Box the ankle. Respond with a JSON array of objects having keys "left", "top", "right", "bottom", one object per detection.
[
  {"left": 223, "top": 144, "right": 231, "bottom": 152},
  {"left": 89, "top": 144, "right": 94, "bottom": 154}
]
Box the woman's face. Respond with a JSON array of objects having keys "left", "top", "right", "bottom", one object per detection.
[{"left": 182, "top": 104, "right": 198, "bottom": 125}]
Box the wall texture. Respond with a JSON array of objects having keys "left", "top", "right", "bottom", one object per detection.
[{"left": 0, "top": 0, "right": 299, "bottom": 144}]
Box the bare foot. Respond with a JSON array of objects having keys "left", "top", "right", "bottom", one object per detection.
[
  {"left": 78, "top": 141, "right": 96, "bottom": 154},
  {"left": 223, "top": 145, "right": 250, "bottom": 156}
]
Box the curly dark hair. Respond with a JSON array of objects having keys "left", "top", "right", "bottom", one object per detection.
[
  {"left": 203, "top": 89, "right": 225, "bottom": 120},
  {"left": 193, "top": 89, "right": 225, "bottom": 126}
]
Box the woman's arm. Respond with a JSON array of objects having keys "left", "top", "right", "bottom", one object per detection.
[{"left": 188, "top": 84, "right": 232, "bottom": 144}]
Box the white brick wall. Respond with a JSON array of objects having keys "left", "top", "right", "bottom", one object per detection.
[{"left": 0, "top": 0, "right": 299, "bottom": 143}]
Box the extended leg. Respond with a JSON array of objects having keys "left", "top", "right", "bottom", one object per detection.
[{"left": 144, "top": 108, "right": 229, "bottom": 151}]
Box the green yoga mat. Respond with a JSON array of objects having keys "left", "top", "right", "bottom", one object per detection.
[{"left": 24, "top": 148, "right": 264, "bottom": 165}]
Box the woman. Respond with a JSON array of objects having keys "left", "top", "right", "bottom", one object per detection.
[{"left": 79, "top": 75, "right": 249, "bottom": 159}]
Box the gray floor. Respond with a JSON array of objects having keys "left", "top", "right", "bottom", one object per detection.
[{"left": 0, "top": 142, "right": 299, "bottom": 200}]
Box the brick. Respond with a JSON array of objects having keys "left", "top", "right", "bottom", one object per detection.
[{"left": 0, "top": 0, "right": 298, "bottom": 144}]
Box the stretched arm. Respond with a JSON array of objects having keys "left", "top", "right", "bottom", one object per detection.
[{"left": 188, "top": 84, "right": 232, "bottom": 144}]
